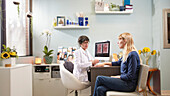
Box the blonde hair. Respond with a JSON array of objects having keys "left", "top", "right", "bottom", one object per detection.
[{"left": 118, "top": 33, "right": 141, "bottom": 63}]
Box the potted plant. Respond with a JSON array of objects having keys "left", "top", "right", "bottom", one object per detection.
[
  {"left": 42, "top": 30, "right": 54, "bottom": 64},
  {"left": 109, "top": 3, "right": 120, "bottom": 11},
  {"left": 43, "top": 46, "right": 53, "bottom": 64}
]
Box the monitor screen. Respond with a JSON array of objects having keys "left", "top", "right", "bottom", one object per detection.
[{"left": 95, "top": 41, "right": 110, "bottom": 60}]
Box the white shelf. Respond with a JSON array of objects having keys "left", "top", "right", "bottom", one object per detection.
[
  {"left": 54, "top": 26, "right": 89, "bottom": 29},
  {"left": 95, "top": 11, "right": 133, "bottom": 15}
]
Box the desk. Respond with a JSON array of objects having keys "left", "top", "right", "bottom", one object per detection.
[
  {"left": 90, "top": 66, "right": 120, "bottom": 95},
  {"left": 147, "top": 68, "right": 161, "bottom": 95}
]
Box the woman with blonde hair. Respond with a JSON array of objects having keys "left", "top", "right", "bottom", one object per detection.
[{"left": 93, "top": 33, "right": 141, "bottom": 96}]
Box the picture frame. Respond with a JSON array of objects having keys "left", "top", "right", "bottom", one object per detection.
[
  {"left": 163, "top": 9, "right": 170, "bottom": 48},
  {"left": 57, "top": 16, "right": 65, "bottom": 26}
]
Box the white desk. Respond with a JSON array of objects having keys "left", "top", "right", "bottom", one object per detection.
[{"left": 0, "top": 64, "right": 32, "bottom": 96}]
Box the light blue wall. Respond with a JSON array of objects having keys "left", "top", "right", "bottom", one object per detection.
[
  {"left": 33, "top": 0, "right": 152, "bottom": 62},
  {"left": 152, "top": 0, "right": 170, "bottom": 90}
]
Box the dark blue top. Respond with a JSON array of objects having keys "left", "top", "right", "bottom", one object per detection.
[{"left": 112, "top": 51, "right": 140, "bottom": 87}]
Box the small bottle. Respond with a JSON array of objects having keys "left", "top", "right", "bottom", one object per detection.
[
  {"left": 85, "top": 17, "right": 88, "bottom": 26},
  {"left": 45, "top": 67, "right": 49, "bottom": 72},
  {"left": 53, "top": 18, "right": 57, "bottom": 27},
  {"left": 78, "top": 17, "right": 84, "bottom": 26},
  {"left": 67, "top": 19, "right": 69, "bottom": 25}
]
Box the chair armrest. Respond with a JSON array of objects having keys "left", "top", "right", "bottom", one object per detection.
[{"left": 110, "top": 75, "right": 120, "bottom": 78}]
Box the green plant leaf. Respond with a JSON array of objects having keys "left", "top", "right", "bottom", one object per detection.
[
  {"left": 44, "top": 46, "right": 48, "bottom": 52},
  {"left": 43, "top": 51, "right": 48, "bottom": 55},
  {"left": 47, "top": 53, "right": 52, "bottom": 56},
  {"left": 2, "top": 44, "right": 6, "bottom": 49},
  {"left": 49, "top": 50, "right": 54, "bottom": 53},
  {"left": 6, "top": 47, "right": 11, "bottom": 52},
  {"left": 43, "top": 46, "right": 53, "bottom": 56},
  {"left": 2, "top": 49, "right": 6, "bottom": 52}
]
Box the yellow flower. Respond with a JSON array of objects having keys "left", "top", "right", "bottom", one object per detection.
[
  {"left": 142, "top": 48, "right": 145, "bottom": 53},
  {"left": 1, "top": 52, "right": 10, "bottom": 59},
  {"left": 143, "top": 47, "right": 150, "bottom": 53},
  {"left": 151, "top": 50, "right": 156, "bottom": 55},
  {"left": 138, "top": 50, "right": 142, "bottom": 55},
  {"left": 9, "top": 52, "right": 17, "bottom": 57}
]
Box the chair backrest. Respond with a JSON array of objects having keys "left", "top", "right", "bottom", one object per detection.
[
  {"left": 136, "top": 64, "right": 149, "bottom": 91},
  {"left": 60, "top": 64, "right": 90, "bottom": 90},
  {"left": 64, "top": 61, "right": 74, "bottom": 73}
]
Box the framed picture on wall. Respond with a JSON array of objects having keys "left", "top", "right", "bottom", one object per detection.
[
  {"left": 57, "top": 16, "right": 65, "bottom": 26},
  {"left": 163, "top": 9, "right": 170, "bottom": 48}
]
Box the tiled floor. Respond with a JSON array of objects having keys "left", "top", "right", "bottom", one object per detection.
[
  {"left": 161, "top": 90, "right": 170, "bottom": 96},
  {"left": 67, "top": 87, "right": 170, "bottom": 96},
  {"left": 67, "top": 87, "right": 91, "bottom": 96}
]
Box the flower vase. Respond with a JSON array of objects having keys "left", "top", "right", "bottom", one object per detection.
[
  {"left": 1, "top": 58, "right": 16, "bottom": 67},
  {"left": 1, "top": 58, "right": 11, "bottom": 67},
  {"left": 11, "top": 57, "right": 16, "bottom": 66},
  {"left": 145, "top": 57, "right": 149, "bottom": 66},
  {"left": 150, "top": 55, "right": 158, "bottom": 68},
  {"left": 142, "top": 53, "right": 150, "bottom": 66}
]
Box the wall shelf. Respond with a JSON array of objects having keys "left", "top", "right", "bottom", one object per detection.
[
  {"left": 95, "top": 11, "right": 133, "bottom": 15},
  {"left": 54, "top": 26, "right": 89, "bottom": 29}
]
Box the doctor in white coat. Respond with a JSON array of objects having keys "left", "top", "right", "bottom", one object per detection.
[{"left": 73, "top": 35, "right": 99, "bottom": 82}]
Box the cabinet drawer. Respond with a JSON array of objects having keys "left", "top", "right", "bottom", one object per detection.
[{"left": 34, "top": 73, "right": 50, "bottom": 79}]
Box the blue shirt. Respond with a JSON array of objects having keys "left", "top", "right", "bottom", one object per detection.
[{"left": 112, "top": 51, "right": 140, "bottom": 87}]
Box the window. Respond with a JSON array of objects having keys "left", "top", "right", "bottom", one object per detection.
[{"left": 1, "top": 0, "right": 33, "bottom": 56}]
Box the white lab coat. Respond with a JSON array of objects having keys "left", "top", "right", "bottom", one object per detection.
[{"left": 73, "top": 47, "right": 93, "bottom": 82}]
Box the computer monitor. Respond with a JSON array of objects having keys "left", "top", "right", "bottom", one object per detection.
[{"left": 95, "top": 41, "right": 110, "bottom": 61}]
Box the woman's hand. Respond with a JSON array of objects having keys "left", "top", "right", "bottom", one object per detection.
[
  {"left": 94, "top": 62, "right": 112, "bottom": 67},
  {"left": 111, "top": 75, "right": 120, "bottom": 78}
]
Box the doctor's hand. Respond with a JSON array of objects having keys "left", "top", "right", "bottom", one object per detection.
[
  {"left": 94, "top": 63, "right": 105, "bottom": 67},
  {"left": 92, "top": 59, "right": 99, "bottom": 66}
]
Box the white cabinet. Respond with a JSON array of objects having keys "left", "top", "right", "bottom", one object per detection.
[
  {"left": 33, "top": 64, "right": 67, "bottom": 96},
  {"left": 0, "top": 64, "right": 32, "bottom": 96}
]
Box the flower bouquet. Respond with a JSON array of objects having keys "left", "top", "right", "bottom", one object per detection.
[
  {"left": 138, "top": 47, "right": 160, "bottom": 68},
  {"left": 0, "top": 45, "right": 18, "bottom": 66}
]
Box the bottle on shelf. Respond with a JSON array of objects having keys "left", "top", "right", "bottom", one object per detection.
[
  {"left": 78, "top": 17, "right": 84, "bottom": 26},
  {"left": 85, "top": 17, "right": 89, "bottom": 26},
  {"left": 78, "top": 12, "right": 84, "bottom": 26},
  {"left": 53, "top": 18, "right": 57, "bottom": 27}
]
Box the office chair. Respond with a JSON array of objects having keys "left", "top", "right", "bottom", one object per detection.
[
  {"left": 60, "top": 63, "right": 90, "bottom": 96},
  {"left": 106, "top": 64, "right": 149, "bottom": 96}
]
